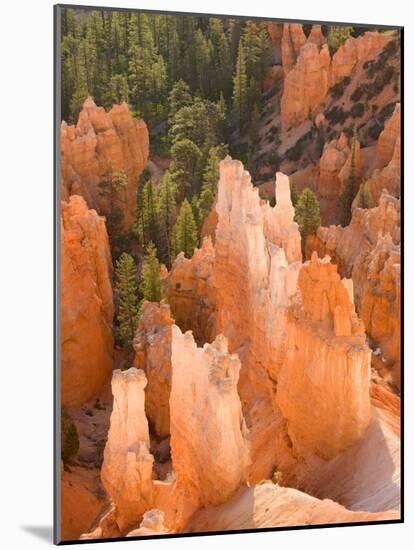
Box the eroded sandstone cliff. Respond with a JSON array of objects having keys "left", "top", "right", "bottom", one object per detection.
[
  {"left": 101, "top": 368, "right": 154, "bottom": 533},
  {"left": 309, "top": 192, "right": 401, "bottom": 388},
  {"left": 161, "top": 237, "right": 216, "bottom": 345},
  {"left": 61, "top": 195, "right": 114, "bottom": 407},
  {"left": 61, "top": 97, "right": 149, "bottom": 227}
]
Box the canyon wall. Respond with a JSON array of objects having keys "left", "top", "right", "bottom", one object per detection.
[
  {"left": 133, "top": 302, "right": 173, "bottom": 438},
  {"left": 280, "top": 27, "right": 393, "bottom": 132},
  {"left": 61, "top": 195, "right": 114, "bottom": 407},
  {"left": 310, "top": 192, "right": 401, "bottom": 387},
  {"left": 162, "top": 238, "right": 216, "bottom": 345},
  {"left": 169, "top": 327, "right": 250, "bottom": 512},
  {"left": 101, "top": 368, "right": 154, "bottom": 533},
  {"left": 214, "top": 158, "right": 372, "bottom": 478},
  {"left": 61, "top": 96, "right": 149, "bottom": 227}
]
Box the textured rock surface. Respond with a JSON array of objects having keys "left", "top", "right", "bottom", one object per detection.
[
  {"left": 169, "top": 327, "right": 250, "bottom": 511},
  {"left": 214, "top": 158, "right": 371, "bottom": 477},
  {"left": 281, "top": 23, "right": 307, "bottom": 75},
  {"left": 101, "top": 368, "right": 154, "bottom": 532},
  {"left": 310, "top": 193, "right": 400, "bottom": 387},
  {"left": 331, "top": 32, "right": 392, "bottom": 85},
  {"left": 61, "top": 463, "right": 106, "bottom": 541},
  {"left": 61, "top": 96, "right": 149, "bottom": 227},
  {"left": 186, "top": 483, "right": 399, "bottom": 533},
  {"left": 126, "top": 510, "right": 169, "bottom": 537},
  {"left": 162, "top": 238, "right": 216, "bottom": 345},
  {"left": 61, "top": 195, "right": 114, "bottom": 407},
  {"left": 277, "top": 253, "right": 371, "bottom": 459},
  {"left": 366, "top": 104, "right": 401, "bottom": 204},
  {"left": 318, "top": 133, "right": 350, "bottom": 199},
  {"left": 281, "top": 41, "right": 331, "bottom": 132},
  {"left": 133, "top": 302, "right": 174, "bottom": 438}
]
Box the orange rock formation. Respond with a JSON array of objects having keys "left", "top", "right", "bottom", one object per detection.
[
  {"left": 61, "top": 97, "right": 149, "bottom": 227},
  {"left": 61, "top": 195, "right": 114, "bottom": 407},
  {"left": 280, "top": 27, "right": 393, "bottom": 132},
  {"left": 133, "top": 302, "right": 174, "bottom": 437},
  {"left": 186, "top": 483, "right": 399, "bottom": 533},
  {"left": 331, "top": 32, "right": 392, "bottom": 85},
  {"left": 365, "top": 103, "right": 401, "bottom": 204},
  {"left": 162, "top": 238, "right": 216, "bottom": 344},
  {"left": 310, "top": 192, "right": 400, "bottom": 387},
  {"left": 214, "top": 157, "right": 371, "bottom": 477},
  {"left": 101, "top": 368, "right": 154, "bottom": 533}
]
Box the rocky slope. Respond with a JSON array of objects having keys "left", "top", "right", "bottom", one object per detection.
[
  {"left": 61, "top": 23, "right": 401, "bottom": 542},
  {"left": 61, "top": 97, "right": 149, "bottom": 228},
  {"left": 78, "top": 159, "right": 399, "bottom": 541},
  {"left": 257, "top": 25, "right": 400, "bottom": 226},
  {"left": 307, "top": 191, "right": 401, "bottom": 388},
  {"left": 61, "top": 195, "right": 114, "bottom": 406},
  {"left": 161, "top": 237, "right": 216, "bottom": 345}
]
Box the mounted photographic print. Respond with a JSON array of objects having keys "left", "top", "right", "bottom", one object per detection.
[{"left": 54, "top": 3, "right": 403, "bottom": 544}]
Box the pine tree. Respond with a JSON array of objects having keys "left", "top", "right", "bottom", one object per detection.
[
  {"left": 140, "top": 242, "right": 164, "bottom": 302},
  {"left": 289, "top": 178, "right": 299, "bottom": 207},
  {"left": 338, "top": 127, "right": 358, "bottom": 227},
  {"left": 171, "top": 199, "right": 198, "bottom": 260},
  {"left": 209, "top": 17, "right": 232, "bottom": 100},
  {"left": 136, "top": 178, "right": 159, "bottom": 247},
  {"left": 108, "top": 74, "right": 129, "bottom": 104},
  {"left": 232, "top": 40, "right": 248, "bottom": 133},
  {"left": 158, "top": 172, "right": 177, "bottom": 267},
  {"left": 115, "top": 252, "right": 140, "bottom": 348},
  {"left": 294, "top": 188, "right": 321, "bottom": 238},
  {"left": 198, "top": 144, "right": 227, "bottom": 226},
  {"left": 170, "top": 139, "right": 202, "bottom": 198},
  {"left": 97, "top": 167, "right": 128, "bottom": 237}
]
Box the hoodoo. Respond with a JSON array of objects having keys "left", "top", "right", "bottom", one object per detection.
[
  {"left": 61, "top": 97, "right": 149, "bottom": 227},
  {"left": 61, "top": 195, "right": 114, "bottom": 407}
]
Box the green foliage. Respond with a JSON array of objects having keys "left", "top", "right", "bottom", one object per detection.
[
  {"left": 97, "top": 167, "right": 128, "bottom": 250},
  {"left": 168, "top": 79, "right": 192, "bottom": 122},
  {"left": 172, "top": 199, "right": 198, "bottom": 260},
  {"left": 358, "top": 183, "right": 370, "bottom": 209},
  {"left": 108, "top": 74, "right": 129, "bottom": 105},
  {"left": 135, "top": 178, "right": 160, "bottom": 248},
  {"left": 289, "top": 178, "right": 299, "bottom": 207},
  {"left": 232, "top": 40, "right": 248, "bottom": 132},
  {"left": 338, "top": 127, "right": 358, "bottom": 227},
  {"left": 169, "top": 97, "right": 226, "bottom": 151},
  {"left": 198, "top": 144, "right": 228, "bottom": 226},
  {"left": 158, "top": 172, "right": 177, "bottom": 267},
  {"left": 140, "top": 242, "right": 164, "bottom": 302},
  {"left": 170, "top": 139, "right": 202, "bottom": 197},
  {"left": 114, "top": 252, "right": 140, "bottom": 348},
  {"left": 350, "top": 102, "right": 365, "bottom": 118},
  {"left": 294, "top": 188, "right": 321, "bottom": 238},
  {"left": 61, "top": 406, "right": 79, "bottom": 464},
  {"left": 327, "top": 26, "right": 353, "bottom": 54}
]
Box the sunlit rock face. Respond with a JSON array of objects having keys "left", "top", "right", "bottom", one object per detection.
[
  {"left": 101, "top": 368, "right": 154, "bottom": 533},
  {"left": 331, "top": 32, "right": 392, "bottom": 85},
  {"left": 281, "top": 23, "right": 307, "bottom": 75},
  {"left": 162, "top": 238, "right": 216, "bottom": 345},
  {"left": 366, "top": 104, "right": 401, "bottom": 204},
  {"left": 169, "top": 327, "right": 250, "bottom": 510},
  {"left": 186, "top": 483, "right": 399, "bottom": 533},
  {"left": 133, "top": 302, "right": 174, "bottom": 438},
  {"left": 280, "top": 27, "right": 393, "bottom": 133},
  {"left": 214, "top": 157, "right": 372, "bottom": 478},
  {"left": 61, "top": 96, "right": 149, "bottom": 227},
  {"left": 61, "top": 195, "right": 114, "bottom": 407},
  {"left": 310, "top": 192, "right": 401, "bottom": 388},
  {"left": 277, "top": 253, "right": 371, "bottom": 460},
  {"left": 281, "top": 41, "right": 331, "bottom": 132}
]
